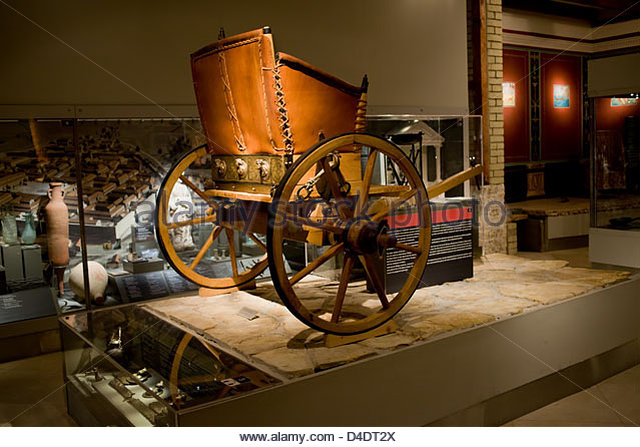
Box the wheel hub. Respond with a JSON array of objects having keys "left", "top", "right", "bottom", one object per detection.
[{"left": 344, "top": 218, "right": 397, "bottom": 255}]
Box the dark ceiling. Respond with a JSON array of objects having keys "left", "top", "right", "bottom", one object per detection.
[{"left": 503, "top": 0, "right": 640, "bottom": 26}]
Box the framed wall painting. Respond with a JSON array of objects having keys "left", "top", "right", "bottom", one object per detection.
[
  {"left": 611, "top": 97, "right": 638, "bottom": 107},
  {"left": 503, "top": 82, "right": 516, "bottom": 107},
  {"left": 553, "top": 84, "right": 570, "bottom": 108}
]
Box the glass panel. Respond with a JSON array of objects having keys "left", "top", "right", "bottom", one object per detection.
[
  {"left": 61, "top": 304, "right": 280, "bottom": 419},
  {"left": 592, "top": 96, "right": 640, "bottom": 229},
  {"left": 0, "top": 119, "right": 74, "bottom": 322},
  {"left": 61, "top": 319, "right": 175, "bottom": 426},
  {"left": 366, "top": 115, "right": 483, "bottom": 196}
]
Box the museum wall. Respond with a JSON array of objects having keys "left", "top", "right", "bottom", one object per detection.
[
  {"left": 502, "top": 50, "right": 583, "bottom": 164},
  {"left": 540, "top": 54, "right": 582, "bottom": 161},
  {"left": 0, "top": 0, "right": 469, "bottom": 117},
  {"left": 503, "top": 49, "right": 587, "bottom": 202},
  {"left": 502, "top": 9, "right": 640, "bottom": 54},
  {"left": 589, "top": 53, "right": 640, "bottom": 98},
  {"left": 501, "top": 11, "right": 640, "bottom": 203},
  {"left": 596, "top": 98, "right": 640, "bottom": 132},
  {"left": 503, "top": 49, "right": 529, "bottom": 163}
]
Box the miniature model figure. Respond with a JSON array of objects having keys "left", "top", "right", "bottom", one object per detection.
[{"left": 167, "top": 181, "right": 196, "bottom": 251}]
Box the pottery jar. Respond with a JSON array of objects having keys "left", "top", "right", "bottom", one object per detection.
[
  {"left": 45, "top": 182, "right": 69, "bottom": 266},
  {"left": 69, "top": 261, "right": 108, "bottom": 305}
]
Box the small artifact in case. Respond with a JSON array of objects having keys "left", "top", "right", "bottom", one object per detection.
[{"left": 123, "top": 257, "right": 164, "bottom": 274}]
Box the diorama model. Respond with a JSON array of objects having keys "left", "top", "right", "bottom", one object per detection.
[{"left": 155, "top": 27, "right": 482, "bottom": 335}]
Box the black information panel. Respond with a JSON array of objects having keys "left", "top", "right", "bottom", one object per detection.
[
  {"left": 385, "top": 201, "right": 474, "bottom": 294},
  {"left": 163, "top": 269, "right": 199, "bottom": 295},
  {"left": 116, "top": 271, "right": 171, "bottom": 303},
  {"left": 0, "top": 286, "right": 56, "bottom": 325},
  {"left": 115, "top": 256, "right": 270, "bottom": 303}
]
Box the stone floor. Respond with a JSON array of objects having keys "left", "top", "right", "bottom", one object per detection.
[
  {"left": 0, "top": 351, "right": 76, "bottom": 426},
  {"left": 145, "top": 252, "right": 631, "bottom": 379},
  {"left": 505, "top": 364, "right": 640, "bottom": 426}
]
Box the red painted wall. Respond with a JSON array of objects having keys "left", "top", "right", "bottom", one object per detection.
[
  {"left": 503, "top": 49, "right": 530, "bottom": 163},
  {"left": 596, "top": 97, "right": 640, "bottom": 131},
  {"left": 540, "top": 54, "right": 582, "bottom": 160}
]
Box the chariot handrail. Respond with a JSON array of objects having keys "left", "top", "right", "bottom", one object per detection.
[{"left": 427, "top": 164, "right": 483, "bottom": 198}]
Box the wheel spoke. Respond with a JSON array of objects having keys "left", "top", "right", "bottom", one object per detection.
[
  {"left": 322, "top": 157, "right": 353, "bottom": 220},
  {"left": 264, "top": 133, "right": 431, "bottom": 334},
  {"left": 160, "top": 189, "right": 170, "bottom": 222},
  {"left": 179, "top": 175, "right": 217, "bottom": 208},
  {"left": 167, "top": 213, "right": 217, "bottom": 230},
  {"left": 395, "top": 243, "right": 422, "bottom": 255},
  {"left": 225, "top": 229, "right": 239, "bottom": 277},
  {"left": 322, "top": 157, "right": 344, "bottom": 201},
  {"left": 331, "top": 254, "right": 355, "bottom": 323},
  {"left": 283, "top": 212, "right": 343, "bottom": 234},
  {"left": 189, "top": 225, "right": 222, "bottom": 269},
  {"left": 247, "top": 233, "right": 267, "bottom": 252},
  {"left": 370, "top": 189, "right": 417, "bottom": 223},
  {"left": 290, "top": 243, "right": 345, "bottom": 286},
  {"left": 359, "top": 254, "right": 390, "bottom": 308},
  {"left": 356, "top": 149, "right": 378, "bottom": 215},
  {"left": 157, "top": 146, "right": 268, "bottom": 290}
]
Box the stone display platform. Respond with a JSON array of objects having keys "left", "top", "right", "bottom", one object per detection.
[{"left": 144, "top": 254, "right": 630, "bottom": 380}]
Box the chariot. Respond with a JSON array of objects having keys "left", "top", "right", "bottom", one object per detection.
[{"left": 155, "top": 27, "right": 482, "bottom": 336}]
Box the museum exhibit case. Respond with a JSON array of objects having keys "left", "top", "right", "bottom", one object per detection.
[
  {"left": 0, "top": 114, "right": 483, "bottom": 331},
  {"left": 56, "top": 112, "right": 489, "bottom": 425},
  {"left": 0, "top": 118, "right": 205, "bottom": 317},
  {"left": 0, "top": 117, "right": 210, "bottom": 362},
  {"left": 60, "top": 306, "right": 280, "bottom": 426},
  {"left": 589, "top": 94, "right": 640, "bottom": 267}
]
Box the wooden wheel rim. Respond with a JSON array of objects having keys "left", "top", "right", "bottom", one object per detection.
[
  {"left": 155, "top": 145, "right": 268, "bottom": 289},
  {"left": 267, "top": 133, "right": 431, "bottom": 335}
]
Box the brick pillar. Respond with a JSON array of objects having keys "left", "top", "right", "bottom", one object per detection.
[
  {"left": 486, "top": 0, "right": 504, "bottom": 185},
  {"left": 468, "top": 0, "right": 507, "bottom": 254}
]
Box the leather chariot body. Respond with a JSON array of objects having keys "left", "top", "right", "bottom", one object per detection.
[{"left": 191, "top": 27, "right": 367, "bottom": 161}]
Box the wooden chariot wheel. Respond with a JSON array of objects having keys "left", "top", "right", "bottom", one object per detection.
[
  {"left": 267, "top": 133, "right": 432, "bottom": 335},
  {"left": 155, "top": 145, "right": 268, "bottom": 289}
]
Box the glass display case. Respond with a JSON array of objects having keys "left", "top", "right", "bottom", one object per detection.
[
  {"left": 0, "top": 118, "right": 205, "bottom": 317},
  {"left": 590, "top": 95, "right": 640, "bottom": 267},
  {"left": 1, "top": 115, "right": 483, "bottom": 319},
  {"left": 366, "top": 115, "right": 483, "bottom": 198},
  {"left": 60, "top": 303, "right": 280, "bottom": 426},
  {"left": 2, "top": 112, "right": 487, "bottom": 423},
  {"left": 57, "top": 114, "right": 484, "bottom": 425}
]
